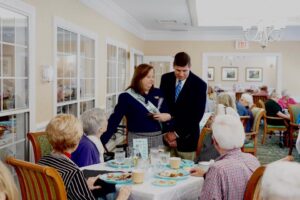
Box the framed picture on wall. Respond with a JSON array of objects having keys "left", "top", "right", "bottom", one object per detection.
[
  {"left": 246, "top": 67, "right": 263, "bottom": 82},
  {"left": 222, "top": 67, "right": 238, "bottom": 81},
  {"left": 207, "top": 67, "right": 214, "bottom": 81}
]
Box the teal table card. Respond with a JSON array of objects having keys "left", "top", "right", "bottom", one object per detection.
[{"left": 133, "top": 138, "right": 148, "bottom": 159}]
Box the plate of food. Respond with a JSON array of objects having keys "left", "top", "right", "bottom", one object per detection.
[
  {"left": 152, "top": 179, "right": 177, "bottom": 187},
  {"left": 155, "top": 169, "right": 189, "bottom": 180},
  {"left": 99, "top": 172, "right": 132, "bottom": 184},
  {"left": 106, "top": 159, "right": 134, "bottom": 168}
]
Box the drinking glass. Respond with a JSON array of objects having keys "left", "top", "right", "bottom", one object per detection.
[
  {"left": 115, "top": 150, "right": 125, "bottom": 168},
  {"left": 159, "top": 151, "right": 170, "bottom": 166}
]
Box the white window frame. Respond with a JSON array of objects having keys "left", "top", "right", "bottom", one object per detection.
[
  {"left": 105, "top": 38, "right": 128, "bottom": 114},
  {"left": 0, "top": 0, "right": 36, "bottom": 161},
  {"left": 129, "top": 48, "right": 144, "bottom": 80},
  {"left": 53, "top": 17, "right": 98, "bottom": 117}
]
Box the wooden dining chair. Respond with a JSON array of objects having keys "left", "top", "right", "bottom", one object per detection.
[
  {"left": 242, "top": 107, "right": 265, "bottom": 156},
  {"left": 288, "top": 104, "right": 300, "bottom": 151},
  {"left": 27, "top": 132, "right": 53, "bottom": 163},
  {"left": 6, "top": 156, "right": 67, "bottom": 200},
  {"left": 196, "top": 127, "right": 212, "bottom": 157},
  {"left": 244, "top": 166, "right": 266, "bottom": 200},
  {"left": 259, "top": 100, "right": 288, "bottom": 145}
]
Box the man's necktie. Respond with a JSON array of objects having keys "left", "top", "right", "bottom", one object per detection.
[{"left": 175, "top": 80, "right": 182, "bottom": 101}]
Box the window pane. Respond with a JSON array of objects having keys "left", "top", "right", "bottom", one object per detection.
[
  {"left": 70, "top": 32, "right": 77, "bottom": 55},
  {"left": 80, "top": 36, "right": 94, "bottom": 58},
  {"left": 106, "top": 95, "right": 116, "bottom": 116},
  {"left": 3, "top": 79, "right": 15, "bottom": 110},
  {"left": 15, "top": 47, "right": 28, "bottom": 77},
  {"left": 2, "top": 45, "right": 15, "bottom": 77},
  {"left": 81, "top": 58, "right": 94, "bottom": 78},
  {"left": 118, "top": 76, "right": 126, "bottom": 91},
  {"left": 80, "top": 79, "right": 94, "bottom": 98},
  {"left": 80, "top": 100, "right": 95, "bottom": 114},
  {"left": 0, "top": 116, "right": 14, "bottom": 148},
  {"left": 66, "top": 55, "right": 76, "bottom": 78},
  {"left": 15, "top": 79, "right": 28, "bottom": 109},
  {"left": 15, "top": 15, "right": 28, "bottom": 46},
  {"left": 57, "top": 103, "right": 77, "bottom": 116},
  {"left": 57, "top": 56, "right": 64, "bottom": 78},
  {"left": 64, "top": 30, "right": 71, "bottom": 54},
  {"left": 2, "top": 12, "right": 15, "bottom": 43},
  {"left": 57, "top": 28, "right": 64, "bottom": 53},
  {"left": 107, "top": 77, "right": 116, "bottom": 94},
  {"left": 70, "top": 79, "right": 77, "bottom": 101}
]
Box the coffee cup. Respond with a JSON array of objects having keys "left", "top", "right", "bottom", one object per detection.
[
  {"left": 198, "top": 160, "right": 214, "bottom": 172},
  {"left": 132, "top": 169, "right": 145, "bottom": 184},
  {"left": 169, "top": 157, "right": 181, "bottom": 169}
]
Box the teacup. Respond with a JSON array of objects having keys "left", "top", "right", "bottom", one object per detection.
[
  {"left": 198, "top": 160, "right": 214, "bottom": 172},
  {"left": 169, "top": 157, "right": 181, "bottom": 169},
  {"left": 132, "top": 169, "right": 145, "bottom": 184}
]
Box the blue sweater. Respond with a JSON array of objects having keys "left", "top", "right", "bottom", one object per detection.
[
  {"left": 71, "top": 135, "right": 100, "bottom": 167},
  {"left": 101, "top": 88, "right": 169, "bottom": 144}
]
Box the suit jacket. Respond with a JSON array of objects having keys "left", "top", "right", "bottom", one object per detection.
[{"left": 160, "top": 71, "right": 207, "bottom": 152}]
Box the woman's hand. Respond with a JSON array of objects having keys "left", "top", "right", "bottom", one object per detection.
[
  {"left": 152, "top": 113, "right": 171, "bottom": 122},
  {"left": 86, "top": 176, "right": 101, "bottom": 190},
  {"left": 190, "top": 168, "right": 206, "bottom": 177}
]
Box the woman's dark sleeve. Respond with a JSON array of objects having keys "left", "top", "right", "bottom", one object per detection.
[{"left": 101, "top": 94, "right": 128, "bottom": 144}]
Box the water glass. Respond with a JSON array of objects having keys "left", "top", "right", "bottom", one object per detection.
[
  {"left": 115, "top": 150, "right": 125, "bottom": 167},
  {"left": 159, "top": 151, "right": 170, "bottom": 165},
  {"left": 150, "top": 148, "right": 159, "bottom": 165}
]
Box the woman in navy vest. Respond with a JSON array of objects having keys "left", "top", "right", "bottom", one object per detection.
[{"left": 101, "top": 64, "right": 171, "bottom": 149}]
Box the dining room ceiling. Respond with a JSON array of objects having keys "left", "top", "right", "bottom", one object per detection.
[{"left": 81, "top": 0, "right": 300, "bottom": 40}]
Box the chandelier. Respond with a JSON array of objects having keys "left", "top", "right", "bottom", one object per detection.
[{"left": 243, "top": 21, "right": 285, "bottom": 48}]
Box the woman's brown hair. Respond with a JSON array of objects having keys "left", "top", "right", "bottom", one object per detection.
[{"left": 128, "top": 64, "right": 154, "bottom": 94}]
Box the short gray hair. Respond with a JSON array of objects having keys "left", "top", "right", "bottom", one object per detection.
[
  {"left": 80, "top": 108, "right": 106, "bottom": 136},
  {"left": 212, "top": 114, "right": 245, "bottom": 150},
  {"left": 261, "top": 161, "right": 300, "bottom": 199},
  {"left": 241, "top": 93, "right": 254, "bottom": 107}
]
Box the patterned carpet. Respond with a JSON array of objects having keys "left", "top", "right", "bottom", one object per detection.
[{"left": 256, "top": 127, "right": 300, "bottom": 165}]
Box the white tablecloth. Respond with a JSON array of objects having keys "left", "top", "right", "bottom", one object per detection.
[{"left": 81, "top": 163, "right": 204, "bottom": 200}]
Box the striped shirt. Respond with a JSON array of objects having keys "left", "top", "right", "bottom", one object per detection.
[
  {"left": 200, "top": 148, "right": 260, "bottom": 200},
  {"left": 39, "top": 154, "right": 95, "bottom": 200}
]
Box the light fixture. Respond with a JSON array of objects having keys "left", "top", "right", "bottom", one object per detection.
[{"left": 243, "top": 20, "right": 285, "bottom": 48}]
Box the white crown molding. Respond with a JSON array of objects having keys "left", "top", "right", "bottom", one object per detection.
[
  {"left": 80, "top": 0, "right": 146, "bottom": 39},
  {"left": 80, "top": 0, "right": 300, "bottom": 41}
]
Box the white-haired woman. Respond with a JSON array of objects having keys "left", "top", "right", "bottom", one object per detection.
[
  {"left": 261, "top": 161, "right": 300, "bottom": 200},
  {"left": 237, "top": 93, "right": 254, "bottom": 132},
  {"left": 191, "top": 114, "right": 260, "bottom": 200},
  {"left": 71, "top": 108, "right": 107, "bottom": 167}
]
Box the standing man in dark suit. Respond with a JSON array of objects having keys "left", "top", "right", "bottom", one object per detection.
[{"left": 160, "top": 52, "right": 207, "bottom": 160}]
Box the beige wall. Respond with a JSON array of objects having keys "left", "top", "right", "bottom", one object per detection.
[
  {"left": 23, "top": 0, "right": 144, "bottom": 124},
  {"left": 144, "top": 41, "right": 300, "bottom": 98},
  {"left": 207, "top": 56, "right": 277, "bottom": 90}
]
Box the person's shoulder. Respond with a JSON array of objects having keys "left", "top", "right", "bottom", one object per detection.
[
  {"left": 189, "top": 72, "right": 207, "bottom": 86},
  {"left": 161, "top": 72, "right": 174, "bottom": 79}
]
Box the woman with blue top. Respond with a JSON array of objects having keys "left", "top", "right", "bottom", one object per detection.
[
  {"left": 71, "top": 108, "right": 107, "bottom": 167},
  {"left": 101, "top": 64, "right": 171, "bottom": 149}
]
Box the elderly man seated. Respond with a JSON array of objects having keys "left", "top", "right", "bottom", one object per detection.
[
  {"left": 191, "top": 114, "right": 260, "bottom": 200},
  {"left": 261, "top": 161, "right": 300, "bottom": 200}
]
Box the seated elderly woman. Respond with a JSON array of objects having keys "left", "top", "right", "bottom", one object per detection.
[
  {"left": 71, "top": 108, "right": 106, "bottom": 167},
  {"left": 265, "top": 92, "right": 290, "bottom": 126},
  {"left": 191, "top": 114, "right": 260, "bottom": 200},
  {"left": 261, "top": 161, "right": 300, "bottom": 200},
  {"left": 39, "top": 114, "right": 131, "bottom": 200},
  {"left": 236, "top": 93, "right": 254, "bottom": 132},
  {"left": 278, "top": 89, "right": 297, "bottom": 110}
]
